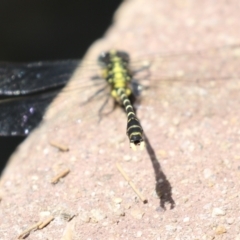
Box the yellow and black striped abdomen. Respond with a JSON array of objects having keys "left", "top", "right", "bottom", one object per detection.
[{"left": 98, "top": 50, "right": 144, "bottom": 150}]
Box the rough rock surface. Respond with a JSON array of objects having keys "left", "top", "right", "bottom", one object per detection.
[{"left": 1, "top": 0, "right": 240, "bottom": 239}]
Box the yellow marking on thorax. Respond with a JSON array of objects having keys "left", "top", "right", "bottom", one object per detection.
[{"left": 105, "top": 52, "right": 132, "bottom": 102}]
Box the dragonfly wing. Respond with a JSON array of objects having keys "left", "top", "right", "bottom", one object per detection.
[
  {"left": 0, "top": 60, "right": 80, "bottom": 96},
  {"left": 0, "top": 92, "right": 60, "bottom": 136}
]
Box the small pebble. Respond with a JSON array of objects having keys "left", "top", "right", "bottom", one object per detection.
[
  {"left": 215, "top": 225, "right": 227, "bottom": 235},
  {"left": 183, "top": 217, "right": 190, "bottom": 222},
  {"left": 136, "top": 231, "right": 142, "bottom": 237},
  {"left": 102, "top": 221, "right": 108, "bottom": 226},
  {"left": 123, "top": 155, "right": 131, "bottom": 161},
  {"left": 32, "top": 184, "right": 38, "bottom": 191},
  {"left": 43, "top": 148, "right": 49, "bottom": 155},
  {"left": 172, "top": 117, "right": 180, "bottom": 126},
  {"left": 226, "top": 218, "right": 234, "bottom": 225},
  {"left": 158, "top": 149, "right": 167, "bottom": 158},
  {"left": 132, "top": 156, "right": 142, "bottom": 162},
  {"left": 212, "top": 208, "right": 226, "bottom": 217},
  {"left": 113, "top": 197, "right": 122, "bottom": 204},
  {"left": 79, "top": 212, "right": 90, "bottom": 223},
  {"left": 39, "top": 211, "right": 51, "bottom": 218},
  {"left": 130, "top": 208, "right": 145, "bottom": 219},
  {"left": 165, "top": 225, "right": 176, "bottom": 232},
  {"left": 114, "top": 209, "right": 125, "bottom": 217},
  {"left": 203, "top": 168, "right": 213, "bottom": 179},
  {"left": 31, "top": 175, "right": 39, "bottom": 181},
  {"left": 124, "top": 204, "right": 131, "bottom": 209},
  {"left": 90, "top": 209, "right": 106, "bottom": 222}
]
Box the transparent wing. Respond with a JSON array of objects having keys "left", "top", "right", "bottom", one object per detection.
[
  {"left": 0, "top": 60, "right": 80, "bottom": 136},
  {"left": 131, "top": 44, "right": 240, "bottom": 82},
  {"left": 0, "top": 60, "right": 80, "bottom": 95},
  {"left": 0, "top": 92, "right": 59, "bottom": 136}
]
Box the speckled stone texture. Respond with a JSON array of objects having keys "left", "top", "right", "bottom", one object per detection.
[{"left": 1, "top": 0, "right": 240, "bottom": 239}]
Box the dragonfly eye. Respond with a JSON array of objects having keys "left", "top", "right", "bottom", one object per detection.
[
  {"left": 98, "top": 50, "right": 130, "bottom": 66},
  {"left": 98, "top": 51, "right": 110, "bottom": 66},
  {"left": 116, "top": 51, "right": 130, "bottom": 63}
]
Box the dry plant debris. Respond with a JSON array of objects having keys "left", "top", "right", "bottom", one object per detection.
[
  {"left": 51, "top": 168, "right": 70, "bottom": 184},
  {"left": 116, "top": 162, "right": 148, "bottom": 204}
]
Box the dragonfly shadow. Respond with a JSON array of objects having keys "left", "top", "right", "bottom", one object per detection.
[{"left": 143, "top": 132, "right": 175, "bottom": 210}]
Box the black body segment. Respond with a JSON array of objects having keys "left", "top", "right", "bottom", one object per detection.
[{"left": 98, "top": 50, "right": 145, "bottom": 150}]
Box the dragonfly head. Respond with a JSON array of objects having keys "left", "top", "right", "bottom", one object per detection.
[{"left": 98, "top": 50, "right": 130, "bottom": 67}]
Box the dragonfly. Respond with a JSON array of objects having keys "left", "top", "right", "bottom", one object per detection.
[{"left": 0, "top": 44, "right": 240, "bottom": 149}]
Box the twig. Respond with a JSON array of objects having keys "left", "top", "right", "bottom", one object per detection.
[
  {"left": 61, "top": 218, "right": 76, "bottom": 240},
  {"left": 51, "top": 168, "right": 70, "bottom": 184},
  {"left": 49, "top": 141, "right": 69, "bottom": 152},
  {"left": 116, "top": 162, "right": 148, "bottom": 204},
  {"left": 18, "top": 221, "right": 42, "bottom": 239},
  {"left": 38, "top": 216, "right": 54, "bottom": 229}
]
